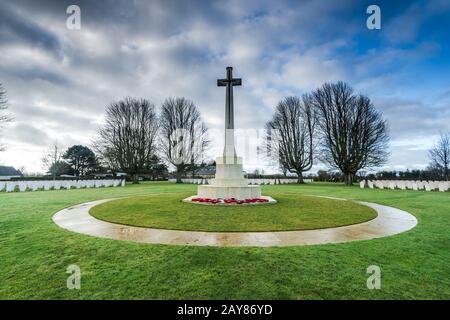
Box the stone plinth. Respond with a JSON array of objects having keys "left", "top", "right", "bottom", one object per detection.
[
  {"left": 195, "top": 155, "right": 261, "bottom": 200},
  {"left": 197, "top": 185, "right": 261, "bottom": 200}
]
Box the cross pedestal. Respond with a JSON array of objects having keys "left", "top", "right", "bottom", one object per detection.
[
  {"left": 197, "top": 154, "right": 261, "bottom": 199},
  {"left": 187, "top": 67, "right": 266, "bottom": 201}
]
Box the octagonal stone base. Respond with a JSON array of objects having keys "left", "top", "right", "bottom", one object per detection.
[
  {"left": 188, "top": 154, "right": 273, "bottom": 202},
  {"left": 197, "top": 184, "right": 261, "bottom": 200}
]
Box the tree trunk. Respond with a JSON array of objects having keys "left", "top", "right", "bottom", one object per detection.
[
  {"left": 175, "top": 169, "right": 183, "bottom": 183},
  {"left": 132, "top": 173, "right": 140, "bottom": 184},
  {"left": 296, "top": 172, "right": 304, "bottom": 184},
  {"left": 344, "top": 173, "right": 354, "bottom": 186}
]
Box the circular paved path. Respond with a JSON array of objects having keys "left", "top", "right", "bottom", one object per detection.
[{"left": 52, "top": 197, "right": 417, "bottom": 247}]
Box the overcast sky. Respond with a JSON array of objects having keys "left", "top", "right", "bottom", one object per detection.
[{"left": 0, "top": 0, "right": 449, "bottom": 174}]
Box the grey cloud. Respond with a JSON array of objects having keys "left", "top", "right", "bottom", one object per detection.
[
  {"left": 0, "top": 66, "right": 70, "bottom": 86},
  {"left": 374, "top": 96, "right": 450, "bottom": 140},
  {"left": 389, "top": 144, "right": 433, "bottom": 170},
  {"left": 0, "top": 2, "right": 61, "bottom": 55},
  {"left": 8, "top": 123, "right": 51, "bottom": 146},
  {"left": 10, "top": 103, "right": 99, "bottom": 133}
]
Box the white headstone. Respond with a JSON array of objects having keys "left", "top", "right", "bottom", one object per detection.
[
  {"left": 359, "top": 180, "right": 365, "bottom": 189},
  {"left": 54, "top": 181, "right": 61, "bottom": 190},
  {"left": 431, "top": 181, "right": 439, "bottom": 190},
  {"left": 18, "top": 181, "right": 27, "bottom": 192},
  {"left": 43, "top": 181, "right": 51, "bottom": 190},
  {"left": 438, "top": 182, "right": 447, "bottom": 192},
  {"left": 29, "top": 181, "right": 37, "bottom": 191},
  {"left": 6, "top": 181, "right": 16, "bottom": 192},
  {"left": 405, "top": 181, "right": 412, "bottom": 190}
]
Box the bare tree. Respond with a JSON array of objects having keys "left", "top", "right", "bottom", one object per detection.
[
  {"left": 312, "top": 82, "right": 389, "bottom": 185},
  {"left": 265, "top": 96, "right": 316, "bottom": 183},
  {"left": 0, "top": 83, "right": 12, "bottom": 152},
  {"left": 42, "top": 142, "right": 64, "bottom": 180},
  {"left": 160, "top": 97, "right": 209, "bottom": 183},
  {"left": 429, "top": 133, "right": 450, "bottom": 181},
  {"left": 95, "top": 97, "right": 159, "bottom": 183}
]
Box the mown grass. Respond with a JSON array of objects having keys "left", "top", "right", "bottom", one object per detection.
[
  {"left": 90, "top": 193, "right": 376, "bottom": 231},
  {"left": 0, "top": 182, "right": 449, "bottom": 299}
]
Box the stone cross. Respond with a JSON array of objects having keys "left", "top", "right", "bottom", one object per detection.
[{"left": 217, "top": 66, "right": 241, "bottom": 158}]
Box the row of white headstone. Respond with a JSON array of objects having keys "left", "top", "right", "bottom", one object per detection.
[
  {"left": 360, "top": 180, "right": 449, "bottom": 192},
  {"left": 0, "top": 179, "right": 125, "bottom": 193},
  {"left": 171, "top": 178, "right": 313, "bottom": 185}
]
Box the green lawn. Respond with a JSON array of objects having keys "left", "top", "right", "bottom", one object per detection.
[
  {"left": 90, "top": 193, "right": 376, "bottom": 231},
  {"left": 0, "top": 182, "right": 449, "bottom": 299}
]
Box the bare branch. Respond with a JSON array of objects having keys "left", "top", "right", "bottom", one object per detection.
[
  {"left": 41, "top": 142, "right": 64, "bottom": 180},
  {"left": 95, "top": 97, "right": 159, "bottom": 182},
  {"left": 429, "top": 132, "right": 450, "bottom": 180},
  {"left": 159, "top": 97, "right": 209, "bottom": 183},
  {"left": 312, "top": 81, "right": 390, "bottom": 185},
  {"left": 264, "top": 95, "right": 316, "bottom": 183},
  {"left": 0, "top": 83, "right": 13, "bottom": 152}
]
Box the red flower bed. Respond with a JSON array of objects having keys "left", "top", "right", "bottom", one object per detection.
[{"left": 191, "top": 197, "right": 269, "bottom": 205}]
